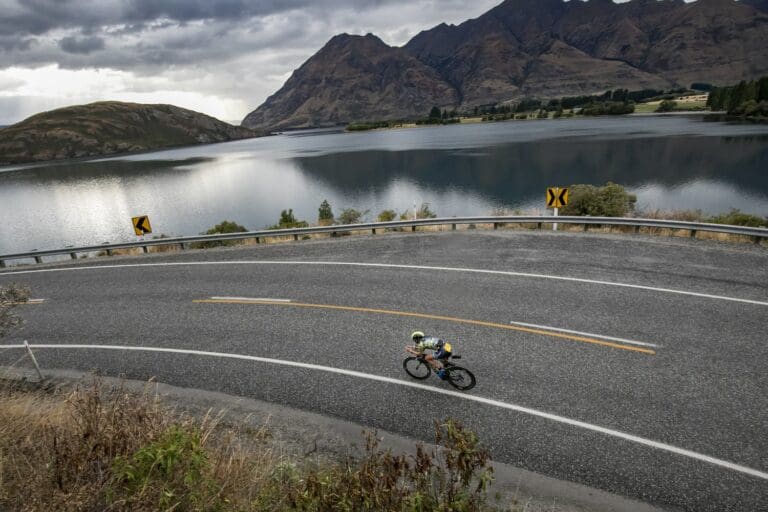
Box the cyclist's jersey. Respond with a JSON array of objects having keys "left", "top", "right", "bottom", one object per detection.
[{"left": 416, "top": 336, "right": 452, "bottom": 353}]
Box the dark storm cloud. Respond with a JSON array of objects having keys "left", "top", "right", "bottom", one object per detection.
[
  {"left": 0, "top": 0, "right": 413, "bottom": 38},
  {"left": 59, "top": 35, "right": 105, "bottom": 54}
]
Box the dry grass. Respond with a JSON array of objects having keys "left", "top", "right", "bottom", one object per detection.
[
  {"left": 0, "top": 377, "right": 278, "bottom": 511},
  {"left": 0, "top": 377, "right": 508, "bottom": 511}
]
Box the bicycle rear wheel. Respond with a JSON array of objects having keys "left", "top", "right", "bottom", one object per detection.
[
  {"left": 403, "top": 357, "right": 431, "bottom": 379},
  {"left": 446, "top": 366, "right": 476, "bottom": 390}
]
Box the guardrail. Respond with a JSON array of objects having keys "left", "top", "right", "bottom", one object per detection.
[{"left": 1, "top": 215, "right": 766, "bottom": 267}]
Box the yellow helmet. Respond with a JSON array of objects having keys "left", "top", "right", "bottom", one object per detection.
[{"left": 411, "top": 331, "right": 425, "bottom": 342}]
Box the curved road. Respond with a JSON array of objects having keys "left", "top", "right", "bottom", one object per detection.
[{"left": 2, "top": 230, "right": 767, "bottom": 511}]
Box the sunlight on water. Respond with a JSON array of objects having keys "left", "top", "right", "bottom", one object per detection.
[{"left": 1, "top": 115, "right": 766, "bottom": 254}]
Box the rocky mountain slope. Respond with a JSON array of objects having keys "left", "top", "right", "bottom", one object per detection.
[
  {"left": 242, "top": 34, "right": 458, "bottom": 131},
  {"left": 0, "top": 101, "right": 258, "bottom": 166},
  {"left": 242, "top": 0, "right": 768, "bottom": 131}
]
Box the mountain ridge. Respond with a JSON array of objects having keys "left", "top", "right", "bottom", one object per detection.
[{"left": 242, "top": 0, "right": 768, "bottom": 131}]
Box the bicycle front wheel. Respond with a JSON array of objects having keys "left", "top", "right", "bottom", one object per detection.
[
  {"left": 446, "top": 366, "right": 476, "bottom": 390},
  {"left": 403, "top": 357, "right": 431, "bottom": 379}
]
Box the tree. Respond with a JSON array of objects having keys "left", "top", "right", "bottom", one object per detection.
[
  {"left": 758, "top": 77, "right": 768, "bottom": 102},
  {"left": 318, "top": 199, "right": 334, "bottom": 224},
  {"left": 429, "top": 106, "right": 442, "bottom": 120},
  {"left": 269, "top": 209, "right": 308, "bottom": 229},
  {"left": 0, "top": 283, "right": 30, "bottom": 338}
]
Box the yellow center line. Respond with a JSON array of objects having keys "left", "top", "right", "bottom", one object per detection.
[{"left": 193, "top": 299, "right": 656, "bottom": 355}]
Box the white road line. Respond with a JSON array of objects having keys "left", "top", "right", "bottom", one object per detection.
[
  {"left": 209, "top": 296, "right": 291, "bottom": 302},
  {"left": 2, "top": 342, "right": 766, "bottom": 481},
  {"left": 1, "top": 260, "right": 766, "bottom": 306},
  {"left": 508, "top": 321, "right": 660, "bottom": 348}
]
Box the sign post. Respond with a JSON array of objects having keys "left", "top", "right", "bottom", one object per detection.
[{"left": 546, "top": 187, "right": 569, "bottom": 231}]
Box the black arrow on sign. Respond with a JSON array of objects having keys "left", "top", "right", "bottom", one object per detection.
[
  {"left": 547, "top": 188, "right": 557, "bottom": 207},
  {"left": 135, "top": 216, "right": 149, "bottom": 233},
  {"left": 557, "top": 188, "right": 568, "bottom": 206}
]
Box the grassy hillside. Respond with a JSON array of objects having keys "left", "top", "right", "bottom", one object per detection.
[{"left": 0, "top": 101, "right": 259, "bottom": 166}]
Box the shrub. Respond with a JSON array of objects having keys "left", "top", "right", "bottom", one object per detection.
[
  {"left": 656, "top": 100, "right": 677, "bottom": 112},
  {"left": 417, "top": 202, "right": 437, "bottom": 219},
  {"left": 708, "top": 209, "right": 767, "bottom": 227},
  {"left": 254, "top": 419, "right": 493, "bottom": 511},
  {"left": 560, "top": 182, "right": 637, "bottom": 217},
  {"left": 192, "top": 220, "right": 248, "bottom": 248},
  {"left": 337, "top": 208, "right": 369, "bottom": 225},
  {"left": 377, "top": 209, "right": 397, "bottom": 222},
  {"left": 318, "top": 199, "right": 334, "bottom": 225},
  {"left": 109, "top": 426, "right": 221, "bottom": 510},
  {"left": 0, "top": 283, "right": 30, "bottom": 338}
]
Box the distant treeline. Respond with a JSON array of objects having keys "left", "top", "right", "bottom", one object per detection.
[
  {"left": 707, "top": 76, "right": 768, "bottom": 118},
  {"left": 473, "top": 87, "right": 688, "bottom": 116}
]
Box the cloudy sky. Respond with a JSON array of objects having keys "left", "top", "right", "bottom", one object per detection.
[{"left": 0, "top": 0, "right": 682, "bottom": 125}]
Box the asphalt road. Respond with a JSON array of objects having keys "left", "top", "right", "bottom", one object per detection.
[{"left": 1, "top": 230, "right": 767, "bottom": 511}]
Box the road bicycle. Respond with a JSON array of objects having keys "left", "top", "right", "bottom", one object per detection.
[{"left": 402, "top": 353, "right": 476, "bottom": 391}]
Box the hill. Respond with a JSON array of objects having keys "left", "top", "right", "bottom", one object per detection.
[
  {"left": 0, "top": 101, "right": 258, "bottom": 166},
  {"left": 242, "top": 0, "right": 768, "bottom": 131}
]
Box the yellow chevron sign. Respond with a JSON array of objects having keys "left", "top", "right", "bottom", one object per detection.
[
  {"left": 132, "top": 215, "right": 152, "bottom": 236},
  {"left": 546, "top": 187, "right": 569, "bottom": 208}
]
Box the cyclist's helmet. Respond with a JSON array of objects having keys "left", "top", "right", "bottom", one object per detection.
[{"left": 411, "top": 331, "right": 425, "bottom": 343}]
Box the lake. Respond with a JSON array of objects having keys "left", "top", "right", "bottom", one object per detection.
[{"left": 1, "top": 114, "right": 767, "bottom": 255}]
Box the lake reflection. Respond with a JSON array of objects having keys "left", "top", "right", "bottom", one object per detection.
[{"left": 1, "top": 116, "right": 767, "bottom": 254}]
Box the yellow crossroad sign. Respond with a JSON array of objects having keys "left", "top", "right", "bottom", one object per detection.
[
  {"left": 132, "top": 215, "right": 152, "bottom": 236},
  {"left": 546, "top": 187, "right": 569, "bottom": 208}
]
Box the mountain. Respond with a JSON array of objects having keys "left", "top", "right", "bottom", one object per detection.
[
  {"left": 242, "top": 0, "right": 768, "bottom": 131},
  {"left": 0, "top": 101, "right": 258, "bottom": 166},
  {"left": 242, "top": 34, "right": 458, "bottom": 131}
]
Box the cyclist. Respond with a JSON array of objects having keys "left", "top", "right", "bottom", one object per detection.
[{"left": 405, "top": 331, "right": 453, "bottom": 379}]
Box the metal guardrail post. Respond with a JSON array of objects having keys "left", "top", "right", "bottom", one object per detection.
[
  {"left": 371, "top": 228, "right": 376, "bottom": 235},
  {"left": 24, "top": 340, "right": 43, "bottom": 381},
  {"left": 142, "top": 246, "right": 148, "bottom": 253},
  {"left": 634, "top": 225, "right": 641, "bottom": 234},
  {"left": 293, "top": 234, "right": 299, "bottom": 241},
  {"left": 412, "top": 225, "right": 417, "bottom": 232},
  {"left": 70, "top": 252, "right": 77, "bottom": 260},
  {"left": 452, "top": 223, "right": 456, "bottom": 231},
  {"left": 690, "top": 230, "right": 697, "bottom": 239},
  {"left": 34, "top": 256, "right": 42, "bottom": 263},
  {"left": 583, "top": 224, "right": 589, "bottom": 232},
  {"left": 0, "top": 259, "right": 5, "bottom": 268},
  {"left": 537, "top": 222, "right": 542, "bottom": 230}
]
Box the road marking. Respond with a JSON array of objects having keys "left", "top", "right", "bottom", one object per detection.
[
  {"left": 8, "top": 298, "right": 44, "bottom": 305},
  {"left": 209, "top": 296, "right": 291, "bottom": 302},
  {"left": 2, "top": 342, "right": 765, "bottom": 481},
  {"left": 508, "top": 321, "right": 659, "bottom": 348},
  {"left": 194, "top": 298, "right": 656, "bottom": 355},
  {"left": 1, "top": 260, "right": 765, "bottom": 307}
]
